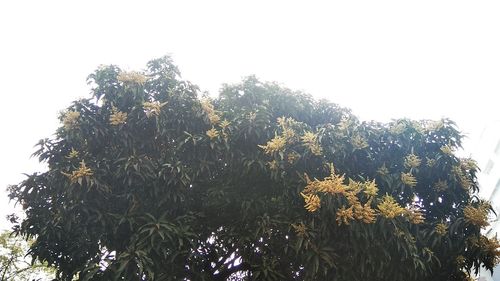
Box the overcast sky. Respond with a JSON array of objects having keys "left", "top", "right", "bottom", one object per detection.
[{"left": 1, "top": 0, "right": 499, "bottom": 230}]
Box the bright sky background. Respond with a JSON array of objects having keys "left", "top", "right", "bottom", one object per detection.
[{"left": 1, "top": 0, "right": 499, "bottom": 230}]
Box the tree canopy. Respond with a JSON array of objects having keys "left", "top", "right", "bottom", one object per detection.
[{"left": 8, "top": 56, "right": 500, "bottom": 281}]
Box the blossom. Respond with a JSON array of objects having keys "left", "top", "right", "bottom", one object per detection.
[
  {"left": 109, "top": 107, "right": 127, "bottom": 125},
  {"left": 219, "top": 119, "right": 231, "bottom": 129},
  {"left": 62, "top": 160, "right": 93, "bottom": 183},
  {"left": 435, "top": 223, "right": 448, "bottom": 236},
  {"left": 426, "top": 157, "right": 436, "bottom": 168},
  {"left": 200, "top": 98, "right": 221, "bottom": 125},
  {"left": 65, "top": 148, "right": 79, "bottom": 159},
  {"left": 291, "top": 222, "right": 308, "bottom": 237},
  {"left": 345, "top": 191, "right": 360, "bottom": 206},
  {"left": 456, "top": 255, "right": 466, "bottom": 267},
  {"left": 434, "top": 180, "right": 448, "bottom": 192},
  {"left": 282, "top": 128, "right": 296, "bottom": 143},
  {"left": 302, "top": 165, "right": 346, "bottom": 195},
  {"left": 337, "top": 117, "right": 351, "bottom": 131},
  {"left": 401, "top": 172, "right": 417, "bottom": 187},
  {"left": 351, "top": 135, "right": 368, "bottom": 150},
  {"left": 62, "top": 110, "right": 80, "bottom": 130},
  {"left": 364, "top": 179, "right": 378, "bottom": 198},
  {"left": 404, "top": 154, "right": 421, "bottom": 169},
  {"left": 206, "top": 128, "right": 220, "bottom": 140},
  {"left": 440, "top": 145, "right": 454, "bottom": 156},
  {"left": 390, "top": 122, "right": 406, "bottom": 134},
  {"left": 267, "top": 160, "right": 279, "bottom": 171},
  {"left": 209, "top": 114, "right": 221, "bottom": 124},
  {"left": 277, "top": 117, "right": 299, "bottom": 143},
  {"left": 463, "top": 203, "right": 490, "bottom": 227},
  {"left": 258, "top": 135, "right": 286, "bottom": 155},
  {"left": 301, "top": 192, "right": 321, "bottom": 212},
  {"left": 336, "top": 205, "right": 355, "bottom": 225},
  {"left": 406, "top": 207, "right": 425, "bottom": 224},
  {"left": 377, "top": 164, "right": 389, "bottom": 176},
  {"left": 300, "top": 132, "right": 316, "bottom": 145},
  {"left": 247, "top": 112, "right": 257, "bottom": 121},
  {"left": 428, "top": 120, "right": 444, "bottom": 131},
  {"left": 117, "top": 71, "right": 147, "bottom": 85},
  {"left": 219, "top": 119, "right": 231, "bottom": 140},
  {"left": 377, "top": 195, "right": 405, "bottom": 219},
  {"left": 143, "top": 101, "right": 167, "bottom": 118},
  {"left": 277, "top": 116, "right": 287, "bottom": 128},
  {"left": 353, "top": 201, "right": 377, "bottom": 224},
  {"left": 300, "top": 132, "right": 322, "bottom": 155},
  {"left": 453, "top": 166, "right": 473, "bottom": 190},
  {"left": 460, "top": 158, "right": 478, "bottom": 171}
]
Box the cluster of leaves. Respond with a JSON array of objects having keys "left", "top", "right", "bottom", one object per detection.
[{"left": 8, "top": 56, "right": 499, "bottom": 280}]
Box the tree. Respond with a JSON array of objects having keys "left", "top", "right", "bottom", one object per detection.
[
  {"left": 0, "top": 230, "right": 54, "bottom": 280},
  {"left": 8, "top": 56, "right": 499, "bottom": 281}
]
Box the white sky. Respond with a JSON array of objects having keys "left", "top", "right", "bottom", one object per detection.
[{"left": 1, "top": 0, "right": 499, "bottom": 230}]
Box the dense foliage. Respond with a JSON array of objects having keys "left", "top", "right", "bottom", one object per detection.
[{"left": 9, "top": 56, "right": 499, "bottom": 280}]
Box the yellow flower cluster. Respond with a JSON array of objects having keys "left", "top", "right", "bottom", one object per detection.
[
  {"left": 423, "top": 247, "right": 434, "bottom": 257},
  {"left": 336, "top": 205, "right": 355, "bottom": 225},
  {"left": 301, "top": 164, "right": 377, "bottom": 224},
  {"left": 247, "top": 112, "right": 257, "bottom": 121},
  {"left": 464, "top": 203, "right": 490, "bottom": 227},
  {"left": 301, "top": 192, "right": 321, "bottom": 212},
  {"left": 460, "top": 158, "right": 478, "bottom": 171},
  {"left": 277, "top": 116, "right": 288, "bottom": 128},
  {"left": 434, "top": 180, "right": 448, "bottom": 192},
  {"left": 277, "top": 117, "right": 299, "bottom": 144},
  {"left": 363, "top": 179, "right": 378, "bottom": 198},
  {"left": 220, "top": 119, "right": 230, "bottom": 129},
  {"left": 440, "top": 145, "right": 454, "bottom": 156},
  {"left": 428, "top": 120, "right": 444, "bottom": 131},
  {"left": 302, "top": 165, "right": 346, "bottom": 195},
  {"left": 337, "top": 117, "right": 351, "bottom": 132},
  {"left": 426, "top": 157, "right": 436, "bottom": 168},
  {"left": 62, "top": 110, "right": 80, "bottom": 130},
  {"left": 377, "top": 195, "right": 406, "bottom": 219},
  {"left": 351, "top": 135, "right": 368, "bottom": 150},
  {"left": 206, "top": 128, "right": 220, "bottom": 140},
  {"left": 258, "top": 135, "right": 287, "bottom": 155},
  {"left": 435, "top": 223, "right": 448, "bottom": 236},
  {"left": 481, "top": 236, "right": 500, "bottom": 266},
  {"left": 65, "top": 148, "right": 79, "bottom": 159},
  {"left": 377, "top": 164, "right": 389, "bottom": 176},
  {"left": 404, "top": 154, "right": 421, "bottom": 169},
  {"left": 401, "top": 172, "right": 417, "bottom": 187},
  {"left": 117, "top": 71, "right": 147, "bottom": 85},
  {"left": 291, "top": 222, "right": 308, "bottom": 237},
  {"left": 62, "top": 160, "right": 93, "bottom": 183},
  {"left": 109, "top": 106, "right": 127, "bottom": 125},
  {"left": 405, "top": 207, "right": 425, "bottom": 224},
  {"left": 217, "top": 119, "right": 231, "bottom": 140},
  {"left": 452, "top": 166, "right": 473, "bottom": 190},
  {"left": 456, "top": 255, "right": 466, "bottom": 267},
  {"left": 411, "top": 121, "right": 425, "bottom": 134},
  {"left": 353, "top": 200, "right": 377, "bottom": 224},
  {"left": 143, "top": 101, "right": 166, "bottom": 118},
  {"left": 267, "top": 160, "right": 278, "bottom": 171},
  {"left": 200, "top": 98, "right": 221, "bottom": 125},
  {"left": 389, "top": 122, "right": 406, "bottom": 134},
  {"left": 468, "top": 236, "right": 500, "bottom": 266},
  {"left": 301, "top": 131, "right": 322, "bottom": 156}
]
